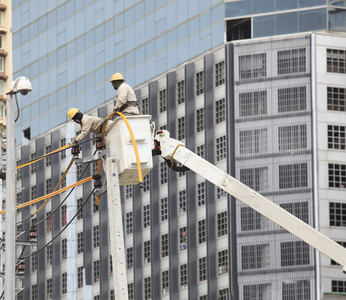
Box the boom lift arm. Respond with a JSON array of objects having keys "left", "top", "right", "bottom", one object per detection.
[{"left": 155, "top": 130, "right": 346, "bottom": 273}]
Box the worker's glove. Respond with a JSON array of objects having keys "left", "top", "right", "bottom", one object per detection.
[
  {"left": 71, "top": 137, "right": 78, "bottom": 146},
  {"left": 113, "top": 108, "right": 119, "bottom": 114}
]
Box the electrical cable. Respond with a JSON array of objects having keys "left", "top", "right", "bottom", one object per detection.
[
  {"left": 21, "top": 187, "right": 96, "bottom": 260},
  {"left": 16, "top": 137, "right": 98, "bottom": 170},
  {"left": 14, "top": 93, "right": 20, "bottom": 122}
]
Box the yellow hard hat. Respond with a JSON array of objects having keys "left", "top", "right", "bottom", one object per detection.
[
  {"left": 110, "top": 73, "right": 125, "bottom": 82},
  {"left": 67, "top": 108, "right": 80, "bottom": 120}
]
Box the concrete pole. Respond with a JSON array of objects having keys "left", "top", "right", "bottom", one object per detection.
[{"left": 5, "top": 94, "right": 15, "bottom": 300}]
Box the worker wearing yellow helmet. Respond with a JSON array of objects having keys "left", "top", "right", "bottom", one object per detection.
[
  {"left": 67, "top": 108, "right": 113, "bottom": 145},
  {"left": 110, "top": 73, "right": 139, "bottom": 115}
]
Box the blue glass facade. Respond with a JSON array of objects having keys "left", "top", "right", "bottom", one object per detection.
[{"left": 12, "top": 0, "right": 224, "bottom": 145}]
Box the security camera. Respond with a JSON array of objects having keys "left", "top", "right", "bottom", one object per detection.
[{"left": 16, "top": 77, "right": 32, "bottom": 96}]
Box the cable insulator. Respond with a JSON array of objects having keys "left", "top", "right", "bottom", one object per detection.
[
  {"left": 17, "top": 262, "right": 25, "bottom": 274},
  {"left": 29, "top": 227, "right": 37, "bottom": 241},
  {"left": 71, "top": 145, "right": 80, "bottom": 156},
  {"left": 93, "top": 174, "right": 102, "bottom": 189},
  {"left": 95, "top": 136, "right": 105, "bottom": 151}
]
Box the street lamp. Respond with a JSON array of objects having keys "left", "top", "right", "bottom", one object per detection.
[{"left": 5, "top": 76, "right": 32, "bottom": 300}]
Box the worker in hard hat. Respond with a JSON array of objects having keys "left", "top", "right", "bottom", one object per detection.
[
  {"left": 110, "top": 73, "right": 140, "bottom": 115},
  {"left": 67, "top": 108, "right": 113, "bottom": 145}
]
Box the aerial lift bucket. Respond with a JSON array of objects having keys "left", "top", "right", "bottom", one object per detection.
[{"left": 105, "top": 115, "right": 153, "bottom": 185}]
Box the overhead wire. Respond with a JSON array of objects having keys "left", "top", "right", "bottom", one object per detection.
[{"left": 21, "top": 187, "right": 96, "bottom": 260}]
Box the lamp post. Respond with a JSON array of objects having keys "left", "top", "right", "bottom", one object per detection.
[{"left": 5, "top": 76, "right": 32, "bottom": 300}]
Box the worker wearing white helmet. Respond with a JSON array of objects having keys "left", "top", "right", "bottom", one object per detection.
[
  {"left": 67, "top": 108, "right": 113, "bottom": 145},
  {"left": 110, "top": 73, "right": 140, "bottom": 115}
]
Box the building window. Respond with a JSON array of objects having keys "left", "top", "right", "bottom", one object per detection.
[
  {"left": 178, "top": 116, "right": 185, "bottom": 140},
  {"left": 142, "top": 174, "right": 150, "bottom": 192},
  {"left": 60, "top": 172, "right": 66, "bottom": 188},
  {"left": 200, "top": 296, "right": 208, "bottom": 300},
  {"left": 277, "top": 48, "right": 306, "bottom": 75},
  {"left": 240, "top": 167, "right": 268, "bottom": 192},
  {"left": 177, "top": 80, "right": 185, "bottom": 105},
  {"left": 327, "top": 48, "right": 346, "bottom": 74},
  {"left": 77, "top": 267, "right": 83, "bottom": 288},
  {"left": 197, "top": 182, "right": 206, "bottom": 206},
  {"left": 126, "top": 212, "right": 133, "bottom": 235},
  {"left": 161, "top": 197, "right": 168, "bottom": 221},
  {"left": 160, "top": 161, "right": 167, "bottom": 184},
  {"left": 329, "top": 164, "right": 346, "bottom": 188},
  {"left": 61, "top": 205, "right": 67, "bottom": 226},
  {"left": 30, "top": 153, "right": 36, "bottom": 174},
  {"left": 110, "top": 255, "right": 113, "bottom": 276},
  {"left": 76, "top": 164, "right": 83, "bottom": 180},
  {"left": 282, "top": 280, "right": 310, "bottom": 300},
  {"left": 280, "top": 202, "right": 309, "bottom": 224},
  {"left": 198, "top": 219, "right": 206, "bottom": 244},
  {"left": 217, "top": 187, "right": 227, "bottom": 200},
  {"left": 93, "top": 225, "right": 99, "bottom": 248},
  {"left": 46, "top": 244, "right": 52, "bottom": 266},
  {"left": 196, "top": 108, "right": 204, "bottom": 133},
  {"left": 226, "top": 18, "right": 251, "bottom": 42},
  {"left": 196, "top": 144, "right": 205, "bottom": 159},
  {"left": 279, "top": 124, "right": 307, "bottom": 151},
  {"left": 217, "top": 211, "right": 228, "bottom": 237},
  {"left": 332, "top": 280, "right": 346, "bottom": 292},
  {"left": 327, "top": 87, "right": 346, "bottom": 111},
  {"left": 244, "top": 284, "right": 271, "bottom": 300},
  {"left": 46, "top": 178, "right": 52, "bottom": 194},
  {"left": 180, "top": 227, "right": 187, "bottom": 250},
  {"left": 31, "top": 253, "right": 37, "bottom": 272},
  {"left": 93, "top": 260, "right": 100, "bottom": 282},
  {"left": 62, "top": 272, "right": 67, "bottom": 294},
  {"left": 279, "top": 163, "right": 308, "bottom": 189},
  {"left": 179, "top": 190, "right": 186, "bottom": 214},
  {"left": 199, "top": 257, "right": 207, "bottom": 282},
  {"left": 215, "top": 61, "right": 225, "bottom": 87},
  {"left": 77, "top": 198, "right": 83, "bottom": 220},
  {"left": 216, "top": 135, "right": 227, "bottom": 161},
  {"left": 32, "top": 284, "right": 37, "bottom": 300},
  {"left": 125, "top": 185, "right": 132, "bottom": 199},
  {"left": 31, "top": 185, "right": 36, "bottom": 201},
  {"left": 278, "top": 86, "right": 307, "bottom": 113},
  {"left": 144, "top": 277, "right": 151, "bottom": 300},
  {"left": 16, "top": 160, "right": 21, "bottom": 181},
  {"left": 16, "top": 192, "right": 22, "bottom": 205},
  {"left": 128, "top": 283, "right": 134, "bottom": 300},
  {"left": 162, "top": 270, "right": 169, "bottom": 295},
  {"left": 45, "top": 145, "right": 51, "bottom": 167},
  {"left": 62, "top": 238, "right": 67, "bottom": 260},
  {"left": 144, "top": 240, "right": 151, "bottom": 264},
  {"left": 239, "top": 90, "right": 267, "bottom": 117},
  {"left": 196, "top": 71, "right": 204, "bottom": 96},
  {"left": 239, "top": 53, "right": 266, "bottom": 80},
  {"left": 330, "top": 202, "right": 346, "bottom": 226},
  {"left": 218, "top": 249, "right": 228, "bottom": 275},
  {"left": 241, "top": 207, "right": 261, "bottom": 231},
  {"left": 241, "top": 244, "right": 269, "bottom": 270},
  {"left": 281, "top": 241, "right": 310, "bottom": 266},
  {"left": 143, "top": 204, "right": 150, "bottom": 228},
  {"left": 159, "top": 89, "right": 167, "bottom": 113},
  {"left": 77, "top": 232, "right": 83, "bottom": 254},
  {"left": 180, "top": 264, "right": 188, "bottom": 288},
  {"left": 161, "top": 233, "right": 169, "bottom": 258},
  {"left": 215, "top": 98, "right": 226, "bottom": 124},
  {"left": 218, "top": 288, "right": 229, "bottom": 300},
  {"left": 239, "top": 129, "right": 268, "bottom": 155},
  {"left": 47, "top": 278, "right": 52, "bottom": 299},
  {"left": 46, "top": 212, "right": 52, "bottom": 233},
  {"left": 60, "top": 138, "right": 66, "bottom": 160},
  {"left": 141, "top": 97, "right": 149, "bottom": 115},
  {"left": 127, "top": 247, "right": 133, "bottom": 269},
  {"left": 328, "top": 125, "right": 346, "bottom": 150}
]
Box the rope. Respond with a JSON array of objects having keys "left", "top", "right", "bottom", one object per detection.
[
  {"left": 0, "top": 176, "right": 93, "bottom": 215},
  {"left": 170, "top": 144, "right": 185, "bottom": 169}
]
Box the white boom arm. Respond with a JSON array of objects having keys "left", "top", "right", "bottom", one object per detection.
[{"left": 156, "top": 130, "right": 346, "bottom": 272}]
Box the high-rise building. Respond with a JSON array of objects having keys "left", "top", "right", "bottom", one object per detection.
[{"left": 6, "top": 1, "right": 346, "bottom": 299}]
